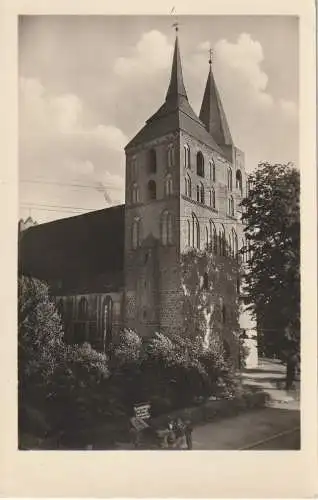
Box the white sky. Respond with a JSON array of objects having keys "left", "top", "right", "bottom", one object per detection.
[{"left": 19, "top": 15, "right": 299, "bottom": 223}]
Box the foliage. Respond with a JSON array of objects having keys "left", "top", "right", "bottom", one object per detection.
[
  {"left": 18, "top": 276, "right": 115, "bottom": 446},
  {"left": 241, "top": 162, "right": 300, "bottom": 359},
  {"left": 109, "top": 329, "right": 236, "bottom": 417},
  {"left": 181, "top": 247, "right": 240, "bottom": 357}
]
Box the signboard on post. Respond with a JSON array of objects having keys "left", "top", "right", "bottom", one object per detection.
[{"left": 133, "top": 402, "right": 151, "bottom": 420}]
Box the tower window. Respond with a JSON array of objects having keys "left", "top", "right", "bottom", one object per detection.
[
  {"left": 209, "top": 187, "right": 215, "bottom": 208},
  {"left": 192, "top": 213, "right": 200, "bottom": 249},
  {"left": 205, "top": 226, "right": 209, "bottom": 249},
  {"left": 184, "top": 144, "right": 190, "bottom": 169},
  {"left": 236, "top": 169, "right": 243, "bottom": 194},
  {"left": 161, "top": 210, "right": 173, "bottom": 245},
  {"left": 196, "top": 151, "right": 205, "bottom": 177},
  {"left": 132, "top": 218, "right": 141, "bottom": 249},
  {"left": 232, "top": 229, "right": 238, "bottom": 259},
  {"left": 187, "top": 219, "right": 191, "bottom": 247},
  {"left": 210, "top": 159, "right": 216, "bottom": 182},
  {"left": 219, "top": 225, "right": 226, "bottom": 256},
  {"left": 148, "top": 149, "right": 157, "bottom": 174},
  {"left": 200, "top": 183, "right": 205, "bottom": 204},
  {"left": 147, "top": 180, "right": 157, "bottom": 200},
  {"left": 228, "top": 196, "right": 234, "bottom": 216},
  {"left": 210, "top": 220, "right": 217, "bottom": 254},
  {"left": 227, "top": 167, "right": 233, "bottom": 191},
  {"left": 167, "top": 144, "right": 175, "bottom": 168},
  {"left": 165, "top": 174, "right": 173, "bottom": 196},
  {"left": 185, "top": 175, "right": 192, "bottom": 198},
  {"left": 196, "top": 185, "right": 200, "bottom": 202},
  {"left": 131, "top": 183, "right": 140, "bottom": 204}
]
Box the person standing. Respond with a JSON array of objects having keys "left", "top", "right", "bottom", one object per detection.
[
  {"left": 285, "top": 350, "right": 298, "bottom": 390},
  {"left": 185, "top": 421, "right": 193, "bottom": 450}
]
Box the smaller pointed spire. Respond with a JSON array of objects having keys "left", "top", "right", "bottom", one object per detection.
[
  {"left": 165, "top": 30, "right": 188, "bottom": 102},
  {"left": 199, "top": 51, "right": 233, "bottom": 146}
]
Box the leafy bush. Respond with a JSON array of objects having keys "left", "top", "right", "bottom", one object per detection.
[
  {"left": 109, "top": 330, "right": 236, "bottom": 417},
  {"left": 18, "top": 276, "right": 116, "bottom": 447}
]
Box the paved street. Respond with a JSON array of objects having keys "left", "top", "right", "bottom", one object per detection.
[{"left": 192, "top": 358, "right": 300, "bottom": 450}]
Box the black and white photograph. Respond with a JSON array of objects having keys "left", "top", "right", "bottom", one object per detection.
[{"left": 16, "top": 13, "right": 303, "bottom": 453}]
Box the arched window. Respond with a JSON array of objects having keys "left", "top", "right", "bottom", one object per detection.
[
  {"left": 196, "top": 151, "right": 204, "bottom": 177},
  {"left": 167, "top": 144, "right": 175, "bottom": 168},
  {"left": 78, "top": 297, "right": 88, "bottom": 320},
  {"left": 132, "top": 218, "right": 141, "bottom": 249},
  {"left": 131, "top": 183, "right": 139, "bottom": 204},
  {"left": 228, "top": 196, "right": 234, "bottom": 216},
  {"left": 161, "top": 211, "right": 173, "bottom": 245},
  {"left": 192, "top": 213, "right": 200, "bottom": 249},
  {"left": 236, "top": 169, "right": 243, "bottom": 194},
  {"left": 102, "top": 295, "right": 113, "bottom": 353},
  {"left": 148, "top": 149, "right": 157, "bottom": 174},
  {"left": 196, "top": 185, "right": 200, "bottom": 202},
  {"left": 232, "top": 229, "right": 238, "bottom": 259},
  {"left": 212, "top": 159, "right": 216, "bottom": 182},
  {"left": 205, "top": 225, "right": 209, "bottom": 249},
  {"left": 228, "top": 232, "right": 232, "bottom": 257},
  {"left": 147, "top": 180, "right": 156, "bottom": 200},
  {"left": 165, "top": 174, "right": 173, "bottom": 196},
  {"left": 210, "top": 220, "right": 217, "bottom": 254},
  {"left": 57, "top": 299, "right": 64, "bottom": 319},
  {"left": 185, "top": 175, "right": 192, "bottom": 198},
  {"left": 210, "top": 187, "right": 216, "bottom": 208},
  {"left": 187, "top": 219, "right": 191, "bottom": 247},
  {"left": 219, "top": 224, "right": 226, "bottom": 256},
  {"left": 200, "top": 182, "right": 205, "bottom": 204},
  {"left": 184, "top": 144, "right": 190, "bottom": 169},
  {"left": 227, "top": 167, "right": 233, "bottom": 191}
]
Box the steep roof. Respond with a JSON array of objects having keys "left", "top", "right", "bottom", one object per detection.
[
  {"left": 199, "top": 64, "right": 233, "bottom": 146},
  {"left": 125, "top": 36, "right": 223, "bottom": 154},
  {"left": 19, "top": 205, "right": 125, "bottom": 292}
]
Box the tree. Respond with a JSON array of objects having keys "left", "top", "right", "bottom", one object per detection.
[
  {"left": 18, "top": 276, "right": 113, "bottom": 448},
  {"left": 241, "top": 162, "right": 300, "bottom": 363}
]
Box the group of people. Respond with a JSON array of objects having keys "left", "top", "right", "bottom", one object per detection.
[{"left": 166, "top": 418, "right": 193, "bottom": 450}]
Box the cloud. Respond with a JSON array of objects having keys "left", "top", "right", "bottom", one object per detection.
[
  {"left": 114, "top": 30, "right": 172, "bottom": 78},
  {"left": 19, "top": 27, "right": 298, "bottom": 222},
  {"left": 19, "top": 77, "right": 126, "bottom": 217},
  {"left": 186, "top": 33, "right": 298, "bottom": 170}
]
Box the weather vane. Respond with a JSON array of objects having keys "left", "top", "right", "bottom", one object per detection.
[{"left": 170, "top": 6, "right": 179, "bottom": 32}]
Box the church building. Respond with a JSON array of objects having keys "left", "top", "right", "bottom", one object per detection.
[{"left": 19, "top": 33, "right": 251, "bottom": 359}]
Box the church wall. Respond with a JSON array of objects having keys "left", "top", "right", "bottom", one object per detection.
[
  {"left": 56, "top": 291, "right": 123, "bottom": 351},
  {"left": 124, "top": 132, "right": 182, "bottom": 338}
]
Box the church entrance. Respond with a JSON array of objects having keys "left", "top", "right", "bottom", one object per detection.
[{"left": 103, "top": 295, "right": 113, "bottom": 353}]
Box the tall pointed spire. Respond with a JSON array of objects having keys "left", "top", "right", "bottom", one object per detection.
[
  {"left": 165, "top": 30, "right": 188, "bottom": 102},
  {"left": 199, "top": 52, "right": 233, "bottom": 146}
]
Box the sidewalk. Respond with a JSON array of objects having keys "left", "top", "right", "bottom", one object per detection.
[
  {"left": 192, "top": 358, "right": 300, "bottom": 450},
  {"left": 240, "top": 357, "right": 300, "bottom": 410}
]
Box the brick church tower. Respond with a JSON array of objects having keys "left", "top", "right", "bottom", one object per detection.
[{"left": 123, "top": 32, "right": 248, "bottom": 346}]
